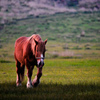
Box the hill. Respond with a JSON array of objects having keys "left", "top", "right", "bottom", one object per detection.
[
  {"left": 0, "top": 0, "right": 100, "bottom": 24},
  {"left": 0, "top": 12, "right": 100, "bottom": 60}
]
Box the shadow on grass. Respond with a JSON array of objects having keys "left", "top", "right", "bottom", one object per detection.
[
  {"left": 0, "top": 82, "right": 100, "bottom": 100},
  {"left": 0, "top": 60, "right": 13, "bottom": 63}
]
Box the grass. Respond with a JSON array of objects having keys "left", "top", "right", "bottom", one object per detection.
[
  {"left": 0, "top": 12, "right": 100, "bottom": 59},
  {"left": 0, "top": 12, "right": 100, "bottom": 43},
  {"left": 0, "top": 12, "right": 100, "bottom": 99},
  {"left": 0, "top": 82, "right": 100, "bottom": 100},
  {"left": 0, "top": 59, "right": 100, "bottom": 100}
]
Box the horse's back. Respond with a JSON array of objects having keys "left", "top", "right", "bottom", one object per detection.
[
  {"left": 14, "top": 36, "right": 29, "bottom": 63},
  {"left": 15, "top": 36, "right": 28, "bottom": 47}
]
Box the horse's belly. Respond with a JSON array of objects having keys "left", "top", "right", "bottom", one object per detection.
[
  {"left": 17, "top": 54, "right": 24, "bottom": 63},
  {"left": 15, "top": 48, "right": 25, "bottom": 64}
]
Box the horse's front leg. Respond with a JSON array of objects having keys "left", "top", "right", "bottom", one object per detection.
[
  {"left": 26, "top": 66, "right": 34, "bottom": 88},
  {"left": 32, "top": 67, "right": 42, "bottom": 87}
]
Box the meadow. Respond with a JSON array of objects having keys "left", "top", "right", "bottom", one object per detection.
[
  {"left": 0, "top": 59, "right": 100, "bottom": 100},
  {"left": 0, "top": 12, "right": 100, "bottom": 100}
]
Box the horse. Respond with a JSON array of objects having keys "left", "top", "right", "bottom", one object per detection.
[{"left": 14, "top": 34, "right": 47, "bottom": 88}]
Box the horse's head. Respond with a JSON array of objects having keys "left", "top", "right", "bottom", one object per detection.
[{"left": 34, "top": 39, "right": 47, "bottom": 68}]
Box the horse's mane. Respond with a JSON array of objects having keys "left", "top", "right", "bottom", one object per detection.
[
  {"left": 28, "top": 34, "right": 43, "bottom": 55},
  {"left": 28, "top": 34, "right": 42, "bottom": 42}
]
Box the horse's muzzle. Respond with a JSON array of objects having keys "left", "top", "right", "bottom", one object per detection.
[
  {"left": 39, "top": 61, "right": 44, "bottom": 67},
  {"left": 37, "top": 60, "right": 44, "bottom": 68}
]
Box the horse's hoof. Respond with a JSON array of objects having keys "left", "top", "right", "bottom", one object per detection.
[
  {"left": 26, "top": 83, "right": 33, "bottom": 88},
  {"left": 27, "top": 85, "right": 33, "bottom": 88},
  {"left": 32, "top": 82, "right": 39, "bottom": 87},
  {"left": 16, "top": 83, "right": 22, "bottom": 87},
  {"left": 32, "top": 76, "right": 40, "bottom": 87},
  {"left": 32, "top": 80, "right": 40, "bottom": 87}
]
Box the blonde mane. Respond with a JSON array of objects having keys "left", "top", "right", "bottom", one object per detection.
[{"left": 29, "top": 34, "right": 42, "bottom": 42}]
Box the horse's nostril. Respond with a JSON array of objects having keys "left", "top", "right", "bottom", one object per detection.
[
  {"left": 39, "top": 62, "right": 41, "bottom": 66},
  {"left": 39, "top": 61, "right": 44, "bottom": 66}
]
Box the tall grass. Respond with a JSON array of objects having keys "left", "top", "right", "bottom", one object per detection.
[{"left": 0, "top": 82, "right": 100, "bottom": 100}]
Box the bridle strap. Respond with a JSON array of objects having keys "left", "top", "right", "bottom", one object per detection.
[{"left": 36, "top": 57, "right": 45, "bottom": 59}]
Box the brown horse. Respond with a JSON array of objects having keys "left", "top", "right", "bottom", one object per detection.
[{"left": 14, "top": 34, "right": 47, "bottom": 88}]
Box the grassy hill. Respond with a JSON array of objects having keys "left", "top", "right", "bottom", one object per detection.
[
  {"left": 0, "top": 12, "right": 100, "bottom": 43},
  {"left": 0, "top": 12, "right": 100, "bottom": 60}
]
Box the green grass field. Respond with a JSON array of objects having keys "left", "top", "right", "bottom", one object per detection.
[
  {"left": 0, "top": 12, "right": 100, "bottom": 100},
  {"left": 0, "top": 59, "right": 100, "bottom": 100}
]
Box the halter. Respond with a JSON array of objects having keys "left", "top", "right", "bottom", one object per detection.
[{"left": 36, "top": 57, "right": 45, "bottom": 60}]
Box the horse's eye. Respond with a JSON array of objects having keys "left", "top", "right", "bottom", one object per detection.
[{"left": 37, "top": 50, "right": 38, "bottom": 52}]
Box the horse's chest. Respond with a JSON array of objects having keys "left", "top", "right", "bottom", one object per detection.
[{"left": 27, "top": 55, "right": 37, "bottom": 65}]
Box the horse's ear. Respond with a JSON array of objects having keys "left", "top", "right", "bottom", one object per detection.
[
  {"left": 44, "top": 39, "right": 47, "bottom": 44},
  {"left": 34, "top": 39, "right": 38, "bottom": 45},
  {"left": 29, "top": 36, "right": 33, "bottom": 41}
]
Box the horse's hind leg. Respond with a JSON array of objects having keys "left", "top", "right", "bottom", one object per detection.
[
  {"left": 20, "top": 64, "right": 25, "bottom": 82},
  {"left": 16, "top": 60, "right": 22, "bottom": 87}
]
